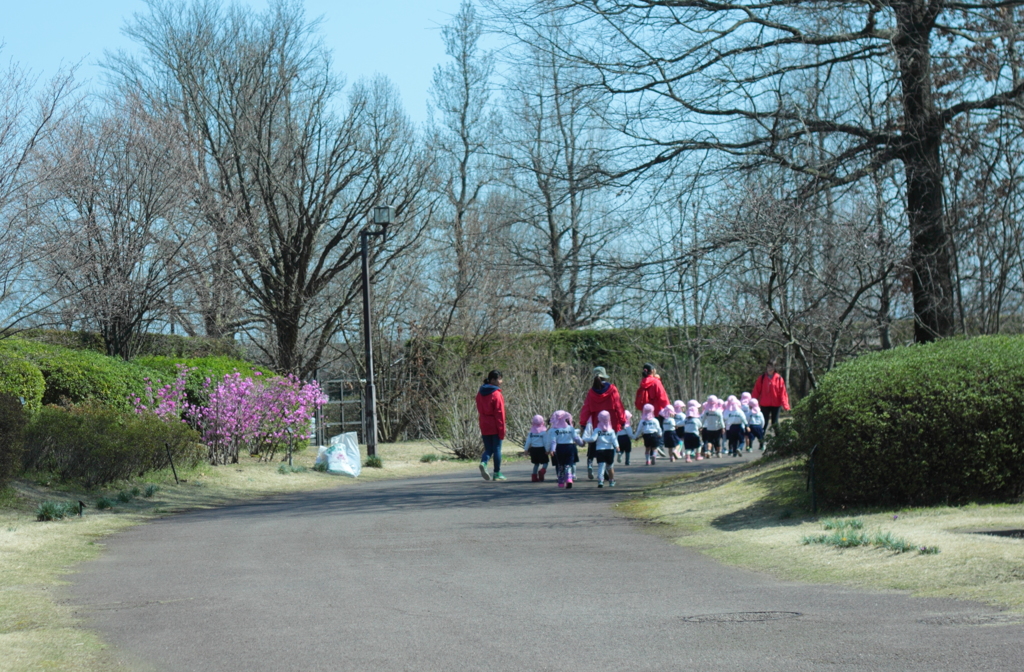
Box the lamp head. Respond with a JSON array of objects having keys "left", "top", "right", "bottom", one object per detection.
[{"left": 372, "top": 205, "right": 394, "bottom": 227}]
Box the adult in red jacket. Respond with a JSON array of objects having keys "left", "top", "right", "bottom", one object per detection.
[
  {"left": 752, "top": 360, "right": 790, "bottom": 434},
  {"left": 634, "top": 363, "right": 670, "bottom": 415},
  {"left": 579, "top": 366, "right": 626, "bottom": 432},
  {"left": 476, "top": 369, "right": 506, "bottom": 481}
]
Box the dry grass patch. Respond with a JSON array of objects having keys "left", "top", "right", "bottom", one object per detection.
[
  {"left": 0, "top": 440, "right": 474, "bottom": 672},
  {"left": 625, "top": 457, "right": 1024, "bottom": 611}
]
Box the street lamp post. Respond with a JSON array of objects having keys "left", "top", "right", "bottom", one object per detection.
[{"left": 361, "top": 204, "right": 393, "bottom": 457}]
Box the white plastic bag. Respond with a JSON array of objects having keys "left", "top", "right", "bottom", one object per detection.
[{"left": 315, "top": 432, "right": 362, "bottom": 477}]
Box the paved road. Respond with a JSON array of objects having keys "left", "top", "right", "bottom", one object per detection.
[{"left": 68, "top": 455, "right": 1023, "bottom": 671}]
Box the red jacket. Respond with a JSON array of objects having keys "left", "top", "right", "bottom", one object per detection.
[
  {"left": 476, "top": 384, "right": 506, "bottom": 439},
  {"left": 634, "top": 375, "right": 670, "bottom": 413},
  {"left": 753, "top": 373, "right": 790, "bottom": 410},
  {"left": 579, "top": 382, "right": 626, "bottom": 432}
]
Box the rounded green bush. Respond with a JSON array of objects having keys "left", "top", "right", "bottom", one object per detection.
[
  {"left": 0, "top": 353, "right": 45, "bottom": 412},
  {"left": 795, "top": 335, "right": 1024, "bottom": 507},
  {"left": 0, "top": 339, "right": 163, "bottom": 412}
]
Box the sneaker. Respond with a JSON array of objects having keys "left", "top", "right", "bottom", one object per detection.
[
  {"left": 558, "top": 480, "right": 566, "bottom": 489},
  {"left": 532, "top": 473, "right": 539, "bottom": 482},
  {"left": 597, "top": 482, "right": 604, "bottom": 488},
  {"left": 696, "top": 454, "right": 703, "bottom": 460},
  {"left": 494, "top": 472, "right": 507, "bottom": 481},
  {"left": 588, "top": 465, "right": 594, "bottom": 480},
  {"left": 645, "top": 457, "right": 651, "bottom": 466},
  {"left": 479, "top": 463, "right": 490, "bottom": 481},
  {"left": 685, "top": 455, "right": 691, "bottom": 463},
  {"left": 566, "top": 480, "right": 573, "bottom": 489},
  {"left": 656, "top": 448, "right": 667, "bottom": 458},
  {"left": 609, "top": 480, "right": 615, "bottom": 487},
  {"left": 651, "top": 456, "right": 656, "bottom": 465},
  {"left": 539, "top": 467, "right": 547, "bottom": 481}
]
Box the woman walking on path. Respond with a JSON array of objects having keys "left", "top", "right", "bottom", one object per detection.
[
  {"left": 476, "top": 369, "right": 506, "bottom": 481},
  {"left": 752, "top": 360, "right": 790, "bottom": 435},
  {"left": 579, "top": 366, "right": 626, "bottom": 478},
  {"left": 635, "top": 363, "right": 670, "bottom": 454}
]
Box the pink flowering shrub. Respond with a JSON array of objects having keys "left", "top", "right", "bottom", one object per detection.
[
  {"left": 186, "top": 372, "right": 326, "bottom": 465},
  {"left": 133, "top": 364, "right": 193, "bottom": 421},
  {"left": 134, "top": 366, "right": 327, "bottom": 466}
]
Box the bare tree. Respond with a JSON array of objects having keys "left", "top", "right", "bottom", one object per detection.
[
  {"left": 497, "top": 18, "right": 623, "bottom": 329},
  {"left": 492, "top": 0, "right": 1024, "bottom": 342},
  {"left": 35, "top": 95, "right": 194, "bottom": 359},
  {"left": 0, "top": 53, "right": 78, "bottom": 333},
  {"left": 113, "top": 0, "right": 433, "bottom": 375}
]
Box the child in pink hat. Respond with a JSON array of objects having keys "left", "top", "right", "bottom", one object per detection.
[
  {"left": 748, "top": 399, "right": 766, "bottom": 451},
  {"left": 591, "top": 410, "right": 618, "bottom": 487},
  {"left": 524, "top": 414, "right": 550, "bottom": 482},
  {"left": 682, "top": 402, "right": 702, "bottom": 462},
  {"left": 700, "top": 396, "right": 725, "bottom": 458},
  {"left": 549, "top": 410, "right": 584, "bottom": 488},
  {"left": 633, "top": 403, "right": 662, "bottom": 465},
  {"left": 616, "top": 410, "right": 633, "bottom": 465},
  {"left": 724, "top": 396, "right": 748, "bottom": 457}
]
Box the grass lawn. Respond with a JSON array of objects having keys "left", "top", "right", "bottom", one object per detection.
[
  {"left": 621, "top": 456, "right": 1024, "bottom": 612},
  {"left": 0, "top": 440, "right": 478, "bottom": 672}
]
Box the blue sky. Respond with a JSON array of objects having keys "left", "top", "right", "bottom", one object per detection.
[{"left": 1, "top": 0, "right": 466, "bottom": 124}]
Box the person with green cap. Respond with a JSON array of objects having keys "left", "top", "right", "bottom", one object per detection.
[{"left": 579, "top": 366, "right": 626, "bottom": 479}]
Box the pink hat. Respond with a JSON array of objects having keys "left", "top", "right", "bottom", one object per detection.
[
  {"left": 686, "top": 404, "right": 700, "bottom": 418},
  {"left": 725, "top": 396, "right": 741, "bottom": 412},
  {"left": 641, "top": 403, "right": 655, "bottom": 421},
  {"left": 740, "top": 392, "right": 752, "bottom": 405},
  {"left": 688, "top": 399, "right": 699, "bottom": 408},
  {"left": 623, "top": 410, "right": 632, "bottom": 426},
  {"left": 597, "top": 410, "right": 612, "bottom": 432},
  {"left": 749, "top": 399, "right": 761, "bottom": 413},
  {"left": 660, "top": 405, "right": 674, "bottom": 419},
  {"left": 531, "top": 414, "right": 547, "bottom": 433},
  {"left": 552, "top": 410, "right": 569, "bottom": 429},
  {"left": 673, "top": 400, "right": 685, "bottom": 414}
]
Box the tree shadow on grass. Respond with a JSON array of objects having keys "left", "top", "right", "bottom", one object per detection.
[{"left": 708, "top": 464, "right": 816, "bottom": 532}]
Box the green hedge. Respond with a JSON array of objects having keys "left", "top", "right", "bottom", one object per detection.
[
  {"left": 795, "top": 335, "right": 1024, "bottom": 507},
  {"left": 133, "top": 356, "right": 273, "bottom": 407},
  {"left": 0, "top": 339, "right": 163, "bottom": 412},
  {"left": 0, "top": 393, "right": 27, "bottom": 488},
  {"left": 18, "top": 329, "right": 242, "bottom": 359},
  {"left": 413, "top": 326, "right": 769, "bottom": 401},
  {"left": 0, "top": 353, "right": 46, "bottom": 412},
  {"left": 22, "top": 403, "right": 203, "bottom": 488}
]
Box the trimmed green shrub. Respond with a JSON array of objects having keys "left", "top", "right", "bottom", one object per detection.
[
  {"left": 795, "top": 335, "right": 1024, "bottom": 507},
  {"left": 133, "top": 356, "right": 272, "bottom": 407},
  {"left": 22, "top": 403, "right": 203, "bottom": 488},
  {"left": 20, "top": 329, "right": 241, "bottom": 359},
  {"left": 0, "top": 339, "right": 164, "bottom": 412},
  {"left": 0, "top": 393, "right": 28, "bottom": 488},
  {"left": 0, "top": 354, "right": 46, "bottom": 412}
]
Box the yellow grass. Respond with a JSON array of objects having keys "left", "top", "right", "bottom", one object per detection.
[
  {"left": 0, "top": 440, "right": 476, "bottom": 672},
  {"left": 622, "top": 457, "right": 1024, "bottom": 612}
]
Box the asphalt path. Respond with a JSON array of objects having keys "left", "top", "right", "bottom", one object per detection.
[{"left": 67, "top": 453, "right": 1024, "bottom": 671}]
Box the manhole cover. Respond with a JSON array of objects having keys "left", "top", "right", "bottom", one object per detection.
[
  {"left": 681, "top": 611, "right": 802, "bottom": 623},
  {"left": 918, "top": 614, "right": 1023, "bottom": 626}
]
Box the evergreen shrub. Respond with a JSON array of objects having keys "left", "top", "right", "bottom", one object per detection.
[
  {"left": 22, "top": 403, "right": 202, "bottom": 487},
  {"left": 0, "top": 393, "right": 28, "bottom": 488},
  {"left": 0, "top": 339, "right": 162, "bottom": 411},
  {"left": 795, "top": 335, "right": 1024, "bottom": 506},
  {"left": 0, "top": 353, "right": 46, "bottom": 411}
]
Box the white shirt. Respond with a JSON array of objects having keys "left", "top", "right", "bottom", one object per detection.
[
  {"left": 634, "top": 418, "right": 661, "bottom": 438},
  {"left": 701, "top": 410, "right": 725, "bottom": 431},
  {"left": 748, "top": 411, "right": 765, "bottom": 428},
  {"left": 662, "top": 415, "right": 676, "bottom": 432},
  {"left": 593, "top": 429, "right": 618, "bottom": 451},
  {"left": 725, "top": 409, "right": 747, "bottom": 430},
  {"left": 683, "top": 416, "right": 702, "bottom": 435},
  {"left": 524, "top": 432, "right": 546, "bottom": 449}
]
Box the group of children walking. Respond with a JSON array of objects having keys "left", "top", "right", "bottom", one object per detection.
[{"left": 522, "top": 392, "right": 767, "bottom": 489}]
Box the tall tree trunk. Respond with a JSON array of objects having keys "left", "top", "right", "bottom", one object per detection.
[{"left": 894, "top": 0, "right": 956, "bottom": 342}]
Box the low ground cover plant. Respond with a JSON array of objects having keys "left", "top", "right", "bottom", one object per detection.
[
  {"left": 793, "top": 335, "right": 1024, "bottom": 506},
  {"left": 36, "top": 500, "right": 81, "bottom": 521}
]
